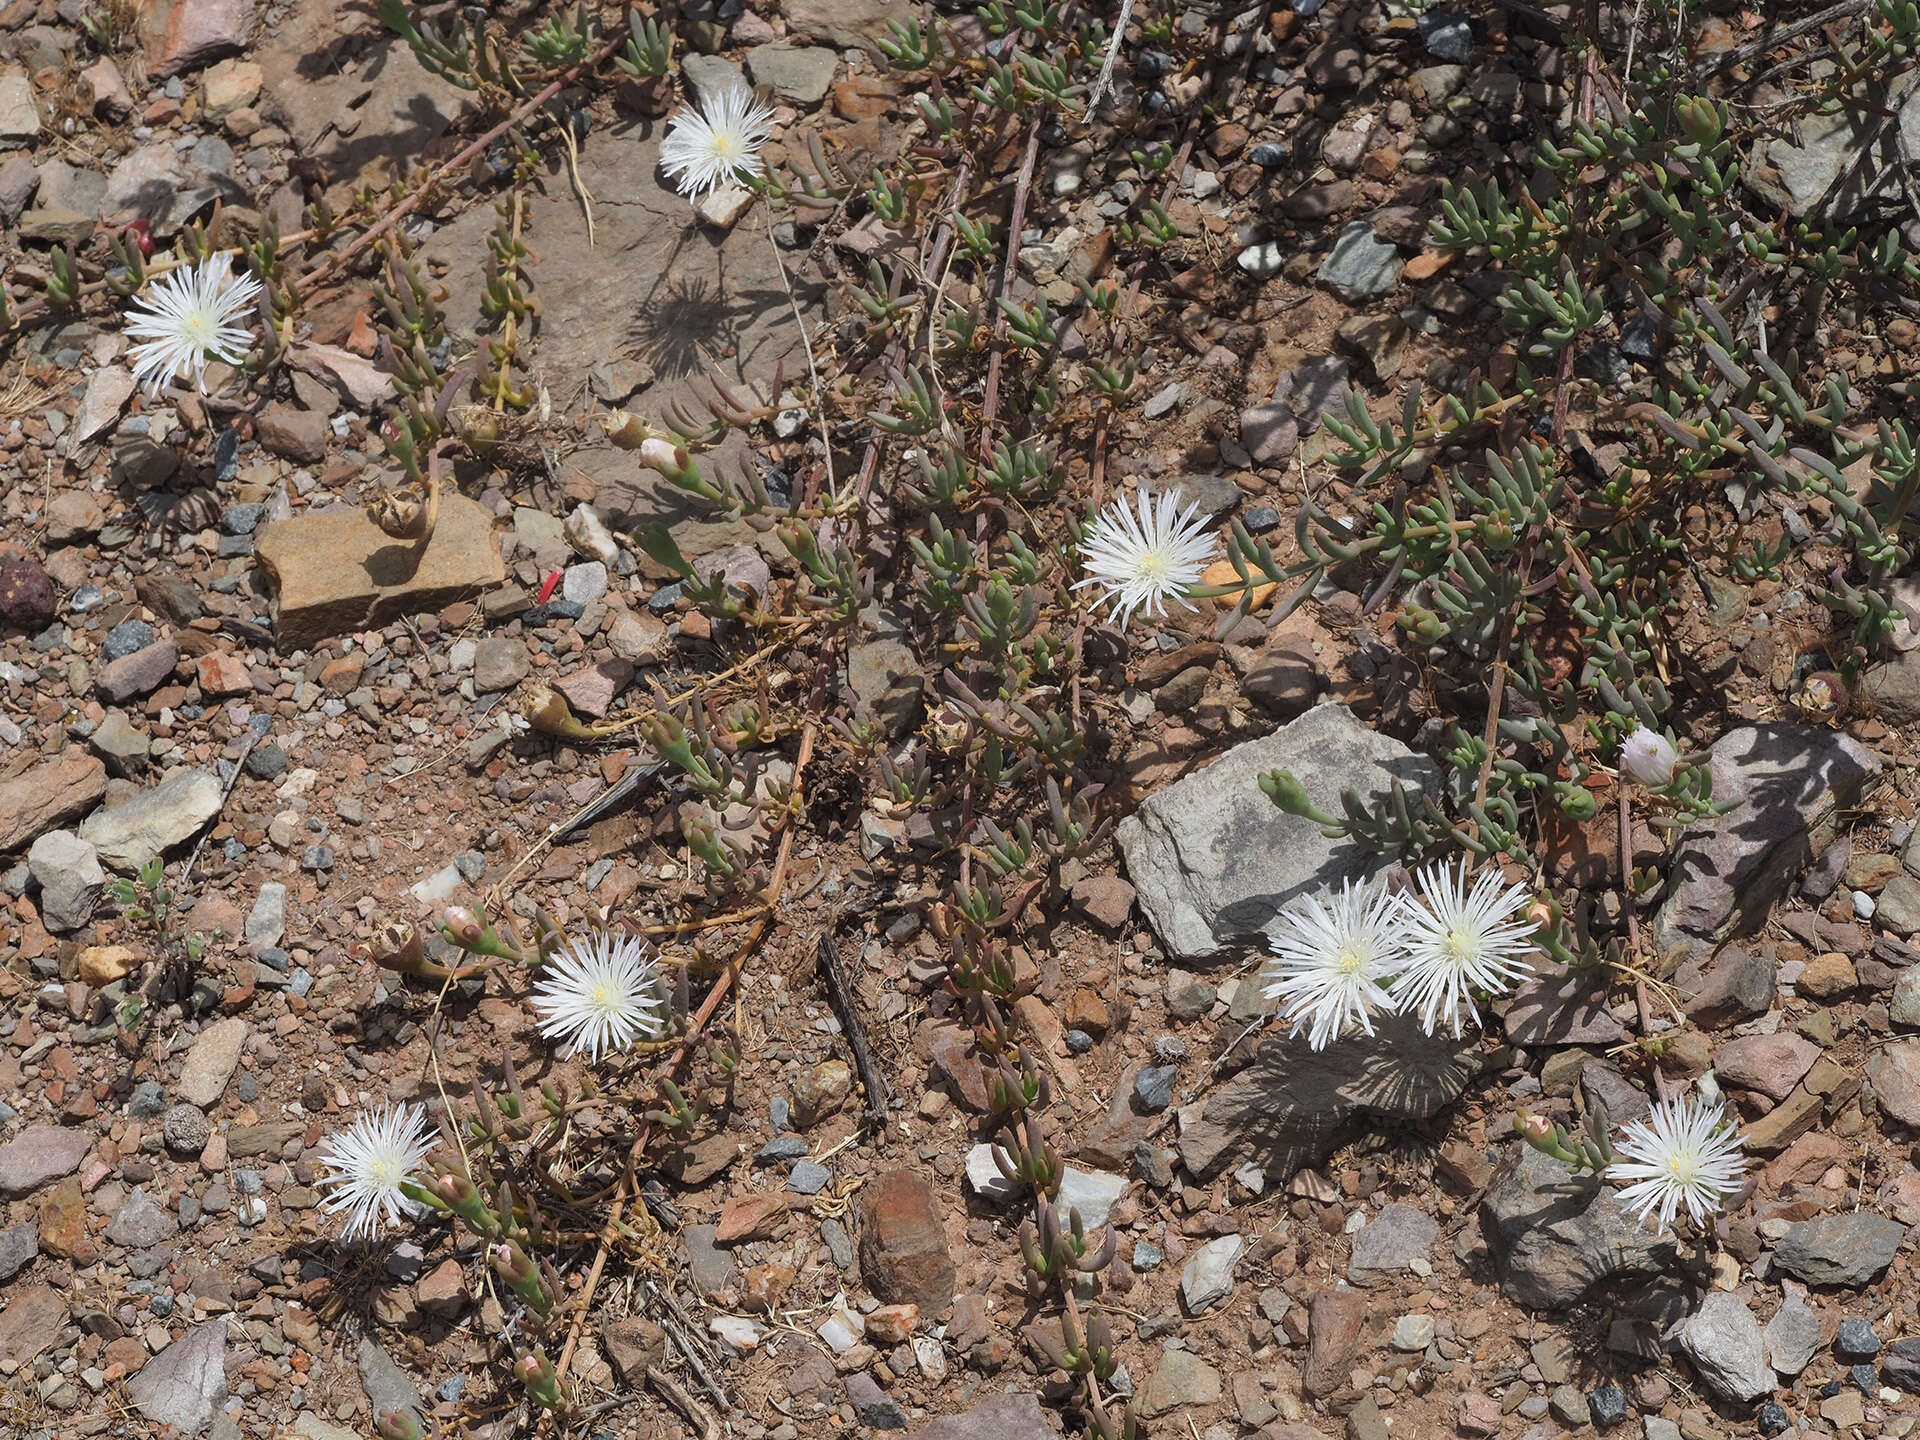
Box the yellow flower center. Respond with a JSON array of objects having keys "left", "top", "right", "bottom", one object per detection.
[
  {"left": 1336, "top": 950, "right": 1364, "bottom": 975},
  {"left": 1666, "top": 1150, "right": 1699, "bottom": 1184},
  {"left": 712, "top": 134, "right": 736, "bottom": 156}
]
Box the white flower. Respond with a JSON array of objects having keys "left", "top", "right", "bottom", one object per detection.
[
  {"left": 1260, "top": 878, "right": 1403, "bottom": 1051},
  {"left": 1073, "top": 488, "right": 1220, "bottom": 631},
  {"left": 659, "top": 80, "right": 776, "bottom": 198},
  {"left": 529, "top": 929, "right": 666, "bottom": 1060},
  {"left": 315, "top": 1101, "right": 436, "bottom": 1241},
  {"left": 1389, "top": 860, "right": 1538, "bottom": 1038},
  {"left": 123, "top": 253, "right": 263, "bottom": 397},
  {"left": 1607, "top": 1094, "right": 1748, "bottom": 1232},
  {"left": 1619, "top": 726, "right": 1679, "bottom": 788}
]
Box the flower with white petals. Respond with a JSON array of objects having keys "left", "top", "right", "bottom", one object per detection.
[
  {"left": 123, "top": 253, "right": 263, "bottom": 397},
  {"left": 1389, "top": 860, "right": 1538, "bottom": 1038},
  {"left": 659, "top": 80, "right": 776, "bottom": 198},
  {"left": 1619, "top": 726, "right": 1679, "bottom": 788},
  {"left": 1073, "top": 488, "right": 1220, "bottom": 631},
  {"left": 1260, "top": 878, "right": 1403, "bottom": 1051},
  {"left": 1607, "top": 1093, "right": 1747, "bottom": 1232},
  {"left": 315, "top": 1101, "right": 435, "bottom": 1241},
  {"left": 530, "top": 929, "right": 665, "bottom": 1060}
]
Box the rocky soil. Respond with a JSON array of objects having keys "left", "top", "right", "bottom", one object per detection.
[{"left": 4, "top": 2, "right": 1920, "bottom": 1440}]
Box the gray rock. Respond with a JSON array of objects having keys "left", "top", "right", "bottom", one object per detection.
[
  {"left": 176, "top": 1018, "right": 250, "bottom": 1108},
  {"left": 1505, "top": 962, "right": 1627, "bottom": 1045},
  {"left": 90, "top": 710, "right": 150, "bottom": 777},
  {"left": 682, "top": 1224, "right": 737, "bottom": 1298},
  {"left": 1180, "top": 1233, "right": 1244, "bottom": 1314},
  {"left": 1676, "top": 1291, "right": 1770, "bottom": 1404},
  {"left": 1133, "top": 1348, "right": 1222, "bottom": 1418},
  {"left": 472, "top": 636, "right": 529, "bottom": 694},
  {"left": 847, "top": 636, "right": 924, "bottom": 738},
  {"left": 1117, "top": 704, "right": 1441, "bottom": 960},
  {"left": 0, "top": 72, "right": 39, "bottom": 146},
  {"left": 1748, "top": 71, "right": 1920, "bottom": 222},
  {"left": 127, "top": 1320, "right": 227, "bottom": 1434},
  {"left": 1133, "top": 1064, "right": 1177, "bottom": 1113},
  {"left": 1683, "top": 946, "right": 1776, "bottom": 1027},
  {"left": 0, "top": 1124, "right": 93, "bottom": 1198},
  {"left": 106, "top": 1186, "right": 181, "bottom": 1248},
  {"left": 78, "top": 768, "right": 224, "bottom": 873},
  {"left": 1884, "top": 1337, "right": 1920, "bottom": 1390},
  {"left": 0, "top": 1221, "right": 37, "bottom": 1280},
  {"left": 745, "top": 43, "right": 838, "bottom": 105},
  {"left": 1764, "top": 1287, "right": 1820, "bottom": 1376},
  {"left": 1656, "top": 726, "right": 1879, "bottom": 944},
  {"left": 1876, "top": 872, "right": 1920, "bottom": 937},
  {"left": 357, "top": 1336, "right": 423, "bottom": 1424},
  {"left": 1176, "top": 1018, "right": 1474, "bottom": 1181},
  {"left": 27, "top": 829, "right": 105, "bottom": 932},
  {"left": 844, "top": 1371, "right": 906, "bottom": 1429},
  {"left": 1580, "top": 1060, "right": 1651, "bottom": 1124},
  {"left": 1349, "top": 1203, "right": 1438, "bottom": 1276},
  {"left": 163, "top": 1103, "right": 211, "bottom": 1154},
  {"left": 1771, "top": 1213, "right": 1905, "bottom": 1287},
  {"left": 905, "top": 1392, "right": 1057, "bottom": 1440},
  {"left": 73, "top": 366, "right": 137, "bottom": 445},
  {"left": 1481, "top": 1145, "right": 1678, "bottom": 1309},
  {"left": 246, "top": 882, "right": 286, "bottom": 947},
  {"left": 1317, "top": 221, "right": 1403, "bottom": 301},
  {"left": 95, "top": 638, "right": 180, "bottom": 705},
  {"left": 1894, "top": 967, "right": 1920, "bottom": 1029},
  {"left": 1054, "top": 1166, "right": 1128, "bottom": 1229}
]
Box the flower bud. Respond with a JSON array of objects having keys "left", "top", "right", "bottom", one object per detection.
[
  {"left": 1677, "top": 96, "right": 1722, "bottom": 145},
  {"left": 375, "top": 1409, "right": 424, "bottom": 1440},
  {"left": 639, "top": 436, "right": 682, "bottom": 474},
  {"left": 1618, "top": 727, "right": 1679, "bottom": 788},
  {"left": 442, "top": 907, "right": 484, "bottom": 945}
]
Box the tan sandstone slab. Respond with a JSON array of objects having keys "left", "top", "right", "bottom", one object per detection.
[{"left": 255, "top": 494, "right": 504, "bottom": 648}]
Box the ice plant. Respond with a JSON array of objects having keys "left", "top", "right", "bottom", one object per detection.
[
  {"left": 315, "top": 1101, "right": 436, "bottom": 1240},
  {"left": 1619, "top": 726, "right": 1680, "bottom": 788},
  {"left": 1607, "top": 1094, "right": 1748, "bottom": 1232},
  {"left": 1259, "top": 878, "right": 1402, "bottom": 1050},
  {"left": 1389, "top": 860, "right": 1538, "bottom": 1038},
  {"left": 1074, "top": 488, "right": 1219, "bottom": 631},
  {"left": 123, "top": 253, "right": 263, "bottom": 396},
  {"left": 529, "top": 928, "right": 666, "bottom": 1060},
  {"left": 659, "top": 79, "right": 776, "bottom": 198}
]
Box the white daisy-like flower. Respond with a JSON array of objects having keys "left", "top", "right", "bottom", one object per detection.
[
  {"left": 123, "top": 253, "right": 263, "bottom": 397},
  {"left": 1260, "top": 878, "right": 1403, "bottom": 1051},
  {"left": 529, "top": 929, "right": 666, "bottom": 1060},
  {"left": 315, "top": 1101, "right": 436, "bottom": 1241},
  {"left": 1607, "top": 1093, "right": 1748, "bottom": 1232},
  {"left": 659, "top": 80, "right": 776, "bottom": 198},
  {"left": 1389, "top": 860, "right": 1538, "bottom": 1038},
  {"left": 1619, "top": 726, "right": 1679, "bottom": 788},
  {"left": 1073, "top": 488, "right": 1220, "bottom": 631}
]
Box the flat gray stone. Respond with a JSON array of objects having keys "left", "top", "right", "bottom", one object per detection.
[
  {"left": 176, "top": 1018, "right": 249, "bottom": 1108},
  {"left": 78, "top": 767, "right": 225, "bottom": 873},
  {"left": 0, "top": 1221, "right": 37, "bottom": 1280},
  {"left": 1771, "top": 1213, "right": 1905, "bottom": 1287},
  {"left": 245, "top": 882, "right": 287, "bottom": 947},
  {"left": 1054, "top": 1166, "right": 1128, "bottom": 1230},
  {"left": 27, "top": 829, "right": 105, "bottom": 932},
  {"left": 106, "top": 1186, "right": 180, "bottom": 1248},
  {"left": 356, "top": 1336, "right": 422, "bottom": 1423},
  {"left": 905, "top": 1392, "right": 1055, "bottom": 1440},
  {"left": 1481, "top": 1145, "right": 1678, "bottom": 1309},
  {"left": 0, "top": 1125, "right": 93, "bottom": 1198},
  {"left": 1764, "top": 1286, "right": 1819, "bottom": 1376},
  {"left": 745, "top": 43, "right": 838, "bottom": 105},
  {"left": 1317, "top": 221, "right": 1403, "bottom": 301},
  {"left": 1180, "top": 1233, "right": 1244, "bottom": 1314},
  {"left": 1117, "top": 704, "right": 1441, "bottom": 960},
  {"left": 1748, "top": 71, "right": 1920, "bottom": 221},
  {"left": 128, "top": 1320, "right": 228, "bottom": 1435},
  {"left": 1675, "top": 1290, "right": 1769, "bottom": 1404},
  {"left": 1177, "top": 1018, "right": 1475, "bottom": 1181},
  {"left": 1349, "top": 1203, "right": 1438, "bottom": 1276},
  {"left": 1656, "top": 725, "right": 1879, "bottom": 946}
]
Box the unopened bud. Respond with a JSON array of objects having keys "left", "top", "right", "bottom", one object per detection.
[
  {"left": 1619, "top": 726, "right": 1679, "bottom": 788},
  {"left": 375, "top": 1408, "right": 424, "bottom": 1440},
  {"left": 442, "top": 907, "right": 484, "bottom": 945}
]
